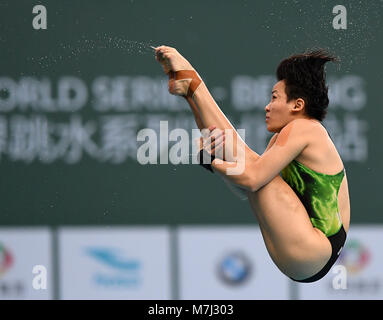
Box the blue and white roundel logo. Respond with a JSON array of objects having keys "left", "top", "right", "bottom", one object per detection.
[{"left": 217, "top": 252, "right": 252, "bottom": 286}]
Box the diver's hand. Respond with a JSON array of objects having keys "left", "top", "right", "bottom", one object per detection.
[{"left": 200, "top": 125, "right": 226, "bottom": 160}]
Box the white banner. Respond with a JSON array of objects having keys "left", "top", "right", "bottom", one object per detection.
[
  {"left": 0, "top": 228, "right": 53, "bottom": 300},
  {"left": 178, "top": 226, "right": 290, "bottom": 299},
  {"left": 58, "top": 226, "right": 171, "bottom": 299}
]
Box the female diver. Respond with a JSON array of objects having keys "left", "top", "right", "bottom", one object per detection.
[{"left": 154, "top": 46, "right": 350, "bottom": 283}]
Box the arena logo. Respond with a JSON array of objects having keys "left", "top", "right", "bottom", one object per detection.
[
  {"left": 85, "top": 247, "right": 142, "bottom": 288},
  {"left": 328, "top": 239, "right": 382, "bottom": 295},
  {"left": 0, "top": 243, "right": 25, "bottom": 298},
  {"left": 331, "top": 239, "right": 371, "bottom": 291},
  {"left": 338, "top": 239, "right": 371, "bottom": 275},
  {"left": 216, "top": 251, "right": 253, "bottom": 286},
  {"left": 136, "top": 121, "right": 246, "bottom": 175},
  {"left": 0, "top": 243, "right": 13, "bottom": 277}
]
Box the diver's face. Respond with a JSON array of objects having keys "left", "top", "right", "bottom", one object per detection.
[{"left": 264, "top": 80, "right": 295, "bottom": 133}]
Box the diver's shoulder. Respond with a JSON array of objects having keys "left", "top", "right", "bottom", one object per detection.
[
  {"left": 283, "top": 118, "right": 321, "bottom": 133},
  {"left": 289, "top": 118, "right": 326, "bottom": 134},
  {"left": 289, "top": 117, "right": 322, "bottom": 126},
  {"left": 280, "top": 119, "right": 328, "bottom": 145}
]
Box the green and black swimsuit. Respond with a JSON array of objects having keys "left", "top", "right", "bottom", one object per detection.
[
  {"left": 281, "top": 159, "right": 347, "bottom": 283},
  {"left": 198, "top": 148, "right": 348, "bottom": 282}
]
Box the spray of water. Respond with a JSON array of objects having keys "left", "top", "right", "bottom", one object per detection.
[
  {"left": 261, "top": 0, "right": 383, "bottom": 72},
  {"left": 27, "top": 33, "right": 157, "bottom": 69}
]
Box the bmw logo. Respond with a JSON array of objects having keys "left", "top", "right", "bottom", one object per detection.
[{"left": 217, "top": 251, "right": 252, "bottom": 286}]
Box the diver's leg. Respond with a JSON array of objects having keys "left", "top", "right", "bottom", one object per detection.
[
  {"left": 185, "top": 96, "right": 204, "bottom": 130},
  {"left": 247, "top": 173, "right": 332, "bottom": 280},
  {"left": 156, "top": 46, "right": 252, "bottom": 161},
  {"left": 184, "top": 85, "right": 252, "bottom": 163}
]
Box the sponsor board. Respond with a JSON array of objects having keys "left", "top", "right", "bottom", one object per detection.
[
  {"left": 58, "top": 227, "right": 171, "bottom": 299},
  {"left": 0, "top": 228, "right": 52, "bottom": 300},
  {"left": 178, "top": 226, "right": 289, "bottom": 299}
]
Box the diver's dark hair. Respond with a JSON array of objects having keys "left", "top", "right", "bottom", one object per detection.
[{"left": 276, "top": 49, "right": 338, "bottom": 121}]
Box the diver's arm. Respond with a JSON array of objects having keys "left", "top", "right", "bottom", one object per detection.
[{"left": 212, "top": 119, "right": 309, "bottom": 192}]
